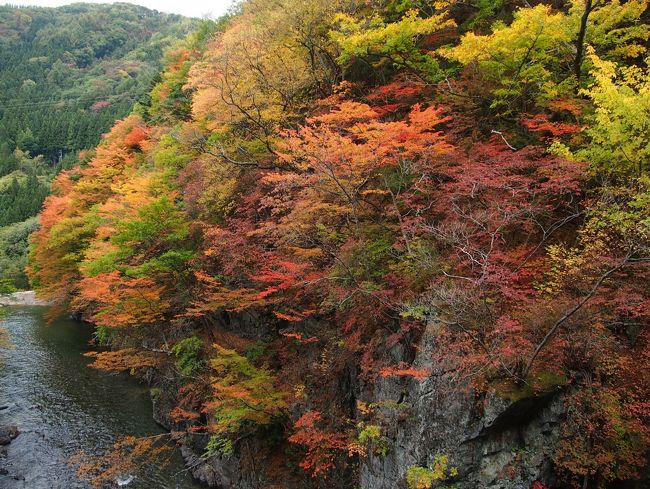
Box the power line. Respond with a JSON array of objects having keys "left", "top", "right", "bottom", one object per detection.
[
  {"left": 0, "top": 98, "right": 135, "bottom": 111},
  {"left": 0, "top": 94, "right": 139, "bottom": 111}
]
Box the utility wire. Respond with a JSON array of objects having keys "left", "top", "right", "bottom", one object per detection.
[{"left": 0, "top": 93, "right": 139, "bottom": 110}]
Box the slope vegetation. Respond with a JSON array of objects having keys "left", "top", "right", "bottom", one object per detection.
[
  {"left": 30, "top": 1, "right": 649, "bottom": 488},
  {"left": 0, "top": 3, "right": 196, "bottom": 289}
]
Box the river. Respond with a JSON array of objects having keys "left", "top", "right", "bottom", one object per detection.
[{"left": 0, "top": 306, "right": 203, "bottom": 489}]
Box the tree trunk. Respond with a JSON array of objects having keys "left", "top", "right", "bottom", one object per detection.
[{"left": 574, "top": 0, "right": 593, "bottom": 81}]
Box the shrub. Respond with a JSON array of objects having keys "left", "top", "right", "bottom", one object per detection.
[
  {"left": 171, "top": 336, "right": 205, "bottom": 377},
  {"left": 406, "top": 453, "right": 458, "bottom": 489}
]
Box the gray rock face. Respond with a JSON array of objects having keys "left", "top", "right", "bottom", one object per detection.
[
  {"left": 153, "top": 314, "right": 570, "bottom": 489},
  {"left": 179, "top": 442, "right": 270, "bottom": 489},
  {"left": 359, "top": 327, "right": 564, "bottom": 489}
]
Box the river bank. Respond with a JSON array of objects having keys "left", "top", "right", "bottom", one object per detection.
[{"left": 0, "top": 292, "right": 50, "bottom": 307}]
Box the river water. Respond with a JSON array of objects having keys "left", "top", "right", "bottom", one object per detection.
[{"left": 0, "top": 306, "right": 203, "bottom": 489}]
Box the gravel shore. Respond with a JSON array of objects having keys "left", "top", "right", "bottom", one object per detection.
[{"left": 0, "top": 292, "right": 49, "bottom": 307}]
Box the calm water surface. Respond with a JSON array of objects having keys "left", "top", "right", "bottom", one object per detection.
[{"left": 0, "top": 306, "right": 202, "bottom": 489}]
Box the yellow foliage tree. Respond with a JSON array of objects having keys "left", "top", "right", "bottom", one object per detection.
[
  {"left": 187, "top": 0, "right": 348, "bottom": 162},
  {"left": 444, "top": 4, "right": 573, "bottom": 112},
  {"left": 446, "top": 1, "right": 649, "bottom": 111},
  {"left": 330, "top": 4, "right": 454, "bottom": 81},
  {"left": 578, "top": 48, "right": 650, "bottom": 177}
]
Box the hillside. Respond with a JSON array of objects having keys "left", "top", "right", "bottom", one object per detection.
[
  {"left": 0, "top": 2, "right": 195, "bottom": 159},
  {"left": 28, "top": 1, "right": 649, "bottom": 489},
  {"left": 0, "top": 2, "right": 196, "bottom": 289}
]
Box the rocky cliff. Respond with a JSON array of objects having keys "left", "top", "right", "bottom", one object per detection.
[
  {"left": 147, "top": 314, "right": 574, "bottom": 489},
  {"left": 360, "top": 325, "right": 565, "bottom": 489}
]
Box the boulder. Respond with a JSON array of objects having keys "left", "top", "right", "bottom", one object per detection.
[{"left": 0, "top": 426, "right": 19, "bottom": 445}]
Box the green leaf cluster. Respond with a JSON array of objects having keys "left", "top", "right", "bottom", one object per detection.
[{"left": 171, "top": 336, "right": 205, "bottom": 377}]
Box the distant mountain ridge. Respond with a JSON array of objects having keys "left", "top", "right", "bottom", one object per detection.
[{"left": 0, "top": 2, "right": 196, "bottom": 161}]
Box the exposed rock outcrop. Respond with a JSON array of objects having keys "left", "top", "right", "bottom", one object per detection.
[{"left": 358, "top": 326, "right": 565, "bottom": 489}]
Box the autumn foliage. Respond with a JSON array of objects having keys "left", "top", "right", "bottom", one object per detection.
[
  {"left": 71, "top": 434, "right": 172, "bottom": 489},
  {"left": 29, "top": 0, "right": 649, "bottom": 487},
  {"left": 288, "top": 411, "right": 360, "bottom": 478}
]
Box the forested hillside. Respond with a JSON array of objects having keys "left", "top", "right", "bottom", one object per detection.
[
  {"left": 29, "top": 1, "right": 649, "bottom": 488},
  {"left": 0, "top": 3, "right": 196, "bottom": 289}
]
